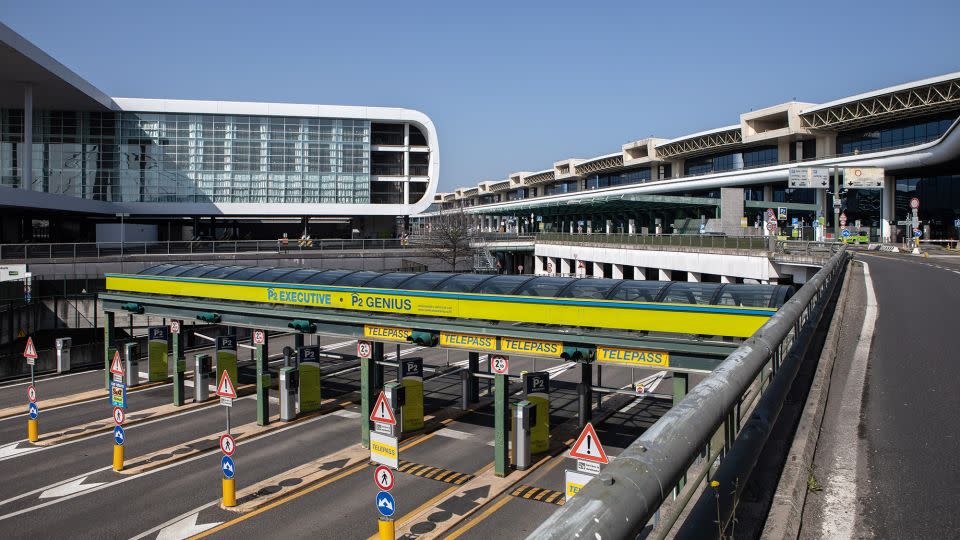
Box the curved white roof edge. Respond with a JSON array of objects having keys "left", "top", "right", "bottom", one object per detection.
[
  {"left": 418, "top": 118, "right": 959, "bottom": 216},
  {"left": 659, "top": 124, "right": 742, "bottom": 146},
  {"left": 801, "top": 71, "right": 960, "bottom": 114}
]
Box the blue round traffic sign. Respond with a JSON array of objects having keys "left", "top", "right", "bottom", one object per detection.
[
  {"left": 28, "top": 402, "right": 39, "bottom": 420},
  {"left": 221, "top": 455, "right": 236, "bottom": 479},
  {"left": 376, "top": 490, "right": 396, "bottom": 517},
  {"left": 914, "top": 229, "right": 923, "bottom": 238},
  {"left": 113, "top": 425, "right": 125, "bottom": 446},
  {"left": 841, "top": 229, "right": 851, "bottom": 237}
]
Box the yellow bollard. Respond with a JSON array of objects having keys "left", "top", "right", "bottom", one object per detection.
[
  {"left": 113, "top": 444, "right": 124, "bottom": 471},
  {"left": 27, "top": 419, "right": 39, "bottom": 442},
  {"left": 378, "top": 517, "right": 395, "bottom": 540},
  {"left": 222, "top": 478, "right": 236, "bottom": 507}
]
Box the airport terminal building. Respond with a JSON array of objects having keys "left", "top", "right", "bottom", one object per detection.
[
  {"left": 0, "top": 23, "right": 439, "bottom": 243},
  {"left": 423, "top": 73, "right": 960, "bottom": 243}
]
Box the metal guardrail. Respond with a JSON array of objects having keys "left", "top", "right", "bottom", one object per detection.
[
  {"left": 0, "top": 238, "right": 412, "bottom": 262},
  {"left": 537, "top": 232, "right": 771, "bottom": 251},
  {"left": 529, "top": 246, "right": 849, "bottom": 539}
]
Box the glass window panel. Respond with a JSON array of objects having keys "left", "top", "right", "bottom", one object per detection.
[
  {"left": 364, "top": 272, "right": 417, "bottom": 290},
  {"left": 472, "top": 275, "right": 532, "bottom": 295},
  {"left": 301, "top": 270, "right": 356, "bottom": 285},
  {"left": 714, "top": 285, "right": 776, "bottom": 307},
  {"left": 331, "top": 271, "right": 382, "bottom": 286},
  {"left": 658, "top": 283, "right": 723, "bottom": 305},
  {"left": 513, "top": 277, "right": 576, "bottom": 297},
  {"left": 438, "top": 274, "right": 496, "bottom": 293},
  {"left": 561, "top": 279, "right": 623, "bottom": 299},
  {"left": 609, "top": 282, "right": 667, "bottom": 302}
]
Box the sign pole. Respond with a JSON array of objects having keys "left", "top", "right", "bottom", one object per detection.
[
  {"left": 833, "top": 165, "right": 841, "bottom": 240},
  {"left": 24, "top": 337, "right": 39, "bottom": 442},
  {"left": 491, "top": 354, "right": 510, "bottom": 477},
  {"left": 217, "top": 369, "right": 238, "bottom": 508}
]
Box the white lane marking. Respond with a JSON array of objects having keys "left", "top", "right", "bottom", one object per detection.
[
  {"left": 0, "top": 395, "right": 254, "bottom": 463},
  {"left": 133, "top": 501, "right": 220, "bottom": 540},
  {"left": 619, "top": 371, "right": 667, "bottom": 413},
  {"left": 154, "top": 508, "right": 222, "bottom": 540},
  {"left": 820, "top": 261, "right": 877, "bottom": 540},
  {"left": 0, "top": 466, "right": 112, "bottom": 508},
  {"left": 0, "top": 369, "right": 102, "bottom": 389},
  {"left": 434, "top": 428, "right": 475, "bottom": 440},
  {"left": 0, "top": 409, "right": 331, "bottom": 521},
  {"left": 0, "top": 441, "right": 35, "bottom": 459},
  {"left": 331, "top": 409, "right": 360, "bottom": 419},
  {"left": 38, "top": 476, "right": 106, "bottom": 499}
]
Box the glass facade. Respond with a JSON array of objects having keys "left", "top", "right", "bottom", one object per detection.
[
  {"left": 683, "top": 145, "right": 778, "bottom": 176},
  {"left": 586, "top": 167, "right": 651, "bottom": 190},
  {"left": 895, "top": 173, "right": 960, "bottom": 239},
  {"left": 836, "top": 112, "right": 957, "bottom": 155},
  {"left": 0, "top": 109, "right": 379, "bottom": 204}
]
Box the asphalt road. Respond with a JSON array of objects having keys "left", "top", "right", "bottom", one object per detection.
[
  {"left": 802, "top": 253, "right": 960, "bottom": 539},
  {"left": 0, "top": 335, "right": 671, "bottom": 540}
]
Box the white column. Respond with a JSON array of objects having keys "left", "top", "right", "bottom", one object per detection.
[
  {"left": 658, "top": 268, "right": 671, "bottom": 281},
  {"left": 687, "top": 272, "right": 701, "bottom": 283},
  {"left": 586, "top": 220, "right": 592, "bottom": 234},
  {"left": 881, "top": 175, "right": 895, "bottom": 242},
  {"left": 535, "top": 256, "right": 544, "bottom": 275},
  {"left": 606, "top": 219, "right": 612, "bottom": 234},
  {"left": 634, "top": 266, "right": 646, "bottom": 280},
  {"left": 612, "top": 264, "right": 624, "bottom": 279},
  {"left": 593, "top": 262, "right": 604, "bottom": 279},
  {"left": 628, "top": 219, "right": 636, "bottom": 235},
  {"left": 720, "top": 275, "right": 735, "bottom": 284},
  {"left": 561, "top": 258, "right": 572, "bottom": 275},
  {"left": 23, "top": 84, "right": 33, "bottom": 190}
]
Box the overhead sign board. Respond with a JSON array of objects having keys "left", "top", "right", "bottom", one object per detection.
[
  {"left": 370, "top": 391, "right": 397, "bottom": 425},
  {"left": 374, "top": 465, "right": 395, "bottom": 491},
  {"left": 499, "top": 337, "right": 562, "bottom": 357},
  {"left": 490, "top": 354, "right": 509, "bottom": 375},
  {"left": 788, "top": 167, "right": 829, "bottom": 189},
  {"left": 370, "top": 432, "right": 399, "bottom": 469},
  {"left": 569, "top": 422, "right": 609, "bottom": 464},
  {"left": 363, "top": 325, "right": 412, "bottom": 343},
  {"left": 843, "top": 167, "right": 884, "bottom": 189},
  {"left": 565, "top": 470, "right": 594, "bottom": 501},
  {"left": 595, "top": 346, "right": 669, "bottom": 368},
  {"left": 439, "top": 331, "right": 496, "bottom": 351}
]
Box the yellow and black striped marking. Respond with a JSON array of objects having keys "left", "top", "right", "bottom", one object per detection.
[
  {"left": 396, "top": 460, "right": 474, "bottom": 485},
  {"left": 510, "top": 484, "right": 566, "bottom": 506}
]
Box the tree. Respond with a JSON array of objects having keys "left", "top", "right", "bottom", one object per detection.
[{"left": 414, "top": 208, "right": 481, "bottom": 271}]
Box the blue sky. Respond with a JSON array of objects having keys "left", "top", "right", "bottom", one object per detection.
[{"left": 3, "top": 0, "right": 957, "bottom": 191}]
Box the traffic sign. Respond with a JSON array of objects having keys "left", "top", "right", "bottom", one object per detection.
[
  {"left": 376, "top": 491, "right": 396, "bottom": 517},
  {"left": 370, "top": 391, "right": 397, "bottom": 425},
  {"left": 27, "top": 385, "right": 36, "bottom": 403},
  {"left": 216, "top": 370, "right": 238, "bottom": 399},
  {"left": 253, "top": 329, "right": 265, "bottom": 345},
  {"left": 910, "top": 197, "right": 920, "bottom": 210},
  {"left": 357, "top": 340, "right": 372, "bottom": 359},
  {"left": 113, "top": 425, "right": 125, "bottom": 446},
  {"left": 788, "top": 167, "right": 829, "bottom": 188},
  {"left": 110, "top": 350, "right": 125, "bottom": 378},
  {"left": 766, "top": 221, "right": 777, "bottom": 232},
  {"left": 28, "top": 402, "right": 38, "bottom": 420},
  {"left": 565, "top": 470, "right": 594, "bottom": 501},
  {"left": 914, "top": 229, "right": 923, "bottom": 238},
  {"left": 569, "top": 422, "right": 609, "bottom": 464},
  {"left": 113, "top": 406, "right": 125, "bottom": 425},
  {"left": 490, "top": 354, "right": 509, "bottom": 375},
  {"left": 111, "top": 380, "right": 127, "bottom": 408},
  {"left": 370, "top": 432, "right": 399, "bottom": 469},
  {"left": 221, "top": 455, "right": 236, "bottom": 479},
  {"left": 374, "top": 465, "right": 395, "bottom": 491},
  {"left": 843, "top": 167, "right": 884, "bottom": 189},
  {"left": 23, "top": 336, "right": 37, "bottom": 359},
  {"left": 220, "top": 434, "right": 236, "bottom": 456},
  {"left": 170, "top": 320, "right": 180, "bottom": 334},
  {"left": 841, "top": 229, "right": 851, "bottom": 237},
  {"left": 577, "top": 459, "right": 601, "bottom": 475}
]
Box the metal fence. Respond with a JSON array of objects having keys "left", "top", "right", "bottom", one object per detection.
[
  {"left": 529, "top": 246, "right": 849, "bottom": 539},
  {"left": 537, "top": 232, "right": 772, "bottom": 251},
  {"left": 0, "top": 238, "right": 412, "bottom": 262}
]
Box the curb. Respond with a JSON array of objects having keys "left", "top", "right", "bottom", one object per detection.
[{"left": 761, "top": 258, "right": 854, "bottom": 540}]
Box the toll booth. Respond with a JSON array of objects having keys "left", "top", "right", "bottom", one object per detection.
[
  {"left": 297, "top": 345, "right": 321, "bottom": 413},
  {"left": 194, "top": 354, "right": 213, "bottom": 402},
  {"left": 147, "top": 326, "right": 169, "bottom": 382},
  {"left": 523, "top": 371, "right": 550, "bottom": 454},
  {"left": 216, "top": 336, "right": 238, "bottom": 389},
  {"left": 279, "top": 366, "right": 299, "bottom": 421},
  {"left": 55, "top": 337, "right": 71, "bottom": 373},
  {"left": 124, "top": 342, "right": 140, "bottom": 387},
  {"left": 400, "top": 357, "right": 424, "bottom": 432}
]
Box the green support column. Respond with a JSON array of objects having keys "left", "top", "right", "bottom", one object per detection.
[
  {"left": 494, "top": 372, "right": 510, "bottom": 477},
  {"left": 674, "top": 372, "right": 689, "bottom": 491},
  {"left": 361, "top": 342, "right": 384, "bottom": 448},
  {"left": 255, "top": 331, "right": 270, "bottom": 426},
  {"left": 104, "top": 311, "right": 115, "bottom": 391},
  {"left": 172, "top": 321, "right": 185, "bottom": 406}
]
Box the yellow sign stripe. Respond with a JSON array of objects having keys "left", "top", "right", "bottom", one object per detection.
[
  {"left": 439, "top": 332, "right": 497, "bottom": 351},
  {"left": 595, "top": 346, "right": 670, "bottom": 367},
  {"left": 106, "top": 275, "right": 774, "bottom": 337},
  {"left": 499, "top": 337, "right": 562, "bottom": 357},
  {"left": 363, "top": 325, "right": 411, "bottom": 342}
]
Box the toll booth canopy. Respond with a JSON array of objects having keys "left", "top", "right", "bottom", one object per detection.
[{"left": 105, "top": 265, "right": 794, "bottom": 338}]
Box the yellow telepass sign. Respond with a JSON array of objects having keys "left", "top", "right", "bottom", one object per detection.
[
  {"left": 369, "top": 432, "right": 398, "bottom": 469},
  {"left": 596, "top": 346, "right": 669, "bottom": 367},
  {"left": 499, "top": 337, "right": 562, "bottom": 357},
  {"left": 439, "top": 332, "right": 497, "bottom": 351},
  {"left": 364, "top": 325, "right": 412, "bottom": 342}
]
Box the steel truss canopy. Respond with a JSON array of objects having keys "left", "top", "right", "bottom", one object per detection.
[
  {"left": 468, "top": 193, "right": 721, "bottom": 215},
  {"left": 800, "top": 73, "right": 960, "bottom": 130},
  {"left": 655, "top": 126, "right": 744, "bottom": 159},
  {"left": 575, "top": 154, "right": 625, "bottom": 176}
]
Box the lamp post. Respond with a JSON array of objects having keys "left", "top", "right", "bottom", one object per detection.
[{"left": 115, "top": 213, "right": 130, "bottom": 271}]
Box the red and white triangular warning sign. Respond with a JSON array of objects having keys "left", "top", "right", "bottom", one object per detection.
[
  {"left": 569, "top": 422, "right": 609, "bottom": 464},
  {"left": 109, "top": 351, "right": 125, "bottom": 376},
  {"left": 216, "top": 370, "right": 238, "bottom": 399},
  {"left": 23, "top": 337, "right": 38, "bottom": 359},
  {"left": 370, "top": 391, "right": 397, "bottom": 425}
]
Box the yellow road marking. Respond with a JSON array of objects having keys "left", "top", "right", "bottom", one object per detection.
[{"left": 445, "top": 494, "right": 514, "bottom": 540}]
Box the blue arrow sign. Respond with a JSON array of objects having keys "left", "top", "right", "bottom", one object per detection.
[
  {"left": 28, "top": 402, "right": 39, "bottom": 420},
  {"left": 114, "top": 426, "right": 125, "bottom": 446},
  {"left": 841, "top": 229, "right": 851, "bottom": 237},
  {"left": 221, "top": 455, "right": 236, "bottom": 479},
  {"left": 914, "top": 229, "right": 923, "bottom": 238},
  {"left": 376, "top": 490, "right": 396, "bottom": 517}
]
